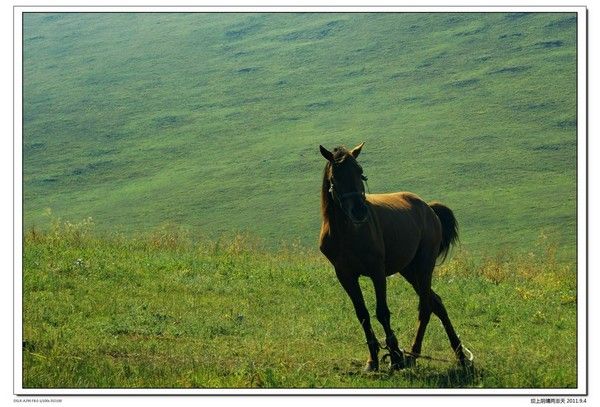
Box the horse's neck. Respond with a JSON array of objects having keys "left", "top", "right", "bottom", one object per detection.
[
  {"left": 324, "top": 200, "right": 353, "bottom": 237},
  {"left": 321, "top": 176, "right": 354, "bottom": 236}
]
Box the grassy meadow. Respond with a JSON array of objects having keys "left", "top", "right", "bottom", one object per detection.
[
  {"left": 21, "top": 12, "right": 579, "bottom": 389},
  {"left": 23, "top": 220, "right": 576, "bottom": 388}
]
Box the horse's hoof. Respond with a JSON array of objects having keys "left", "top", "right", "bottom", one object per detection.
[
  {"left": 459, "top": 357, "right": 475, "bottom": 371},
  {"left": 364, "top": 359, "right": 379, "bottom": 372},
  {"left": 405, "top": 354, "right": 417, "bottom": 368},
  {"left": 457, "top": 346, "right": 474, "bottom": 369},
  {"left": 389, "top": 350, "right": 407, "bottom": 370}
]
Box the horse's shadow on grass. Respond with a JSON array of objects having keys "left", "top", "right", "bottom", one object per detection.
[{"left": 339, "top": 359, "right": 483, "bottom": 388}]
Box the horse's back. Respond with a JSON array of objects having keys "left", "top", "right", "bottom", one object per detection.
[
  {"left": 367, "top": 191, "right": 433, "bottom": 225},
  {"left": 367, "top": 191, "right": 424, "bottom": 211},
  {"left": 367, "top": 192, "right": 442, "bottom": 275}
]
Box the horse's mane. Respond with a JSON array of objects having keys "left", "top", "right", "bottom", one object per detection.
[{"left": 321, "top": 163, "right": 333, "bottom": 221}]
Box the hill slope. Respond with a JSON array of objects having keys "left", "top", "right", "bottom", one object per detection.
[{"left": 23, "top": 12, "right": 578, "bottom": 257}]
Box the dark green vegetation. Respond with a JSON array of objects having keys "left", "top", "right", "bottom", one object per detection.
[
  {"left": 23, "top": 12, "right": 577, "bottom": 258},
  {"left": 23, "top": 222, "right": 576, "bottom": 388}
]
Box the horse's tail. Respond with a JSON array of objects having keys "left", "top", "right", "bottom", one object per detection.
[{"left": 429, "top": 201, "right": 459, "bottom": 263}]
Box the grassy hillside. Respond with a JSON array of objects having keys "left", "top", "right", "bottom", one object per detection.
[
  {"left": 23, "top": 222, "right": 576, "bottom": 388},
  {"left": 23, "top": 12, "right": 578, "bottom": 257}
]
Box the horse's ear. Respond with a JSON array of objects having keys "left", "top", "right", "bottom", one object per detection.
[
  {"left": 319, "top": 145, "right": 334, "bottom": 162},
  {"left": 350, "top": 142, "right": 365, "bottom": 158}
]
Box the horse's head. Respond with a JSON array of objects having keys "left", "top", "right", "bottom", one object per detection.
[{"left": 320, "top": 142, "right": 369, "bottom": 225}]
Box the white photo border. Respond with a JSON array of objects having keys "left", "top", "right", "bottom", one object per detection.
[{"left": 13, "top": 4, "right": 588, "bottom": 397}]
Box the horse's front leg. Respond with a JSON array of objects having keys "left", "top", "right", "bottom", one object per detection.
[
  {"left": 336, "top": 270, "right": 380, "bottom": 372},
  {"left": 371, "top": 272, "right": 406, "bottom": 370}
]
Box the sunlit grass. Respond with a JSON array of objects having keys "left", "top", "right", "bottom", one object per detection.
[{"left": 23, "top": 220, "right": 576, "bottom": 388}]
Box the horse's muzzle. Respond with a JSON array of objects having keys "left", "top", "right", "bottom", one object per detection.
[{"left": 349, "top": 203, "right": 369, "bottom": 225}]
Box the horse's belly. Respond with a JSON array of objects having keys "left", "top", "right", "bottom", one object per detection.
[
  {"left": 383, "top": 238, "right": 420, "bottom": 275},
  {"left": 379, "top": 217, "right": 422, "bottom": 275}
]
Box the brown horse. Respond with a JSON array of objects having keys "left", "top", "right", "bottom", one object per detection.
[{"left": 319, "top": 142, "right": 471, "bottom": 371}]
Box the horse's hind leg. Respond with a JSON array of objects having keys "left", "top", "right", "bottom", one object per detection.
[
  {"left": 430, "top": 290, "right": 469, "bottom": 364},
  {"left": 404, "top": 246, "right": 435, "bottom": 364},
  {"left": 405, "top": 250, "right": 435, "bottom": 365},
  {"left": 411, "top": 291, "right": 432, "bottom": 358},
  {"left": 406, "top": 274, "right": 434, "bottom": 366}
]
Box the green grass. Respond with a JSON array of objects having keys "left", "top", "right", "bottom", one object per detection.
[
  {"left": 23, "top": 12, "right": 578, "bottom": 259},
  {"left": 23, "top": 220, "right": 576, "bottom": 389}
]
